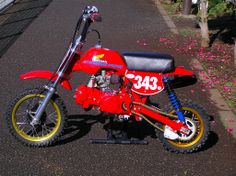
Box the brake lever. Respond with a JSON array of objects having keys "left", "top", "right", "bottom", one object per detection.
[{"left": 91, "top": 13, "right": 102, "bottom": 22}]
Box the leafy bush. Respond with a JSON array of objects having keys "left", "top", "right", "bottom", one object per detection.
[
  {"left": 208, "top": 0, "right": 236, "bottom": 17},
  {"left": 208, "top": 1, "right": 227, "bottom": 17}
]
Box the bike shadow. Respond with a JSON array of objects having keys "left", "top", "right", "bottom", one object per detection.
[
  {"left": 54, "top": 114, "right": 157, "bottom": 146},
  {"left": 54, "top": 114, "right": 219, "bottom": 150},
  {"left": 200, "top": 115, "right": 219, "bottom": 152},
  {"left": 201, "top": 131, "right": 218, "bottom": 152},
  {"left": 54, "top": 114, "right": 103, "bottom": 146}
]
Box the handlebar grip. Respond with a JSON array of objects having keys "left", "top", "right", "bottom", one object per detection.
[
  {"left": 83, "top": 6, "right": 101, "bottom": 22},
  {"left": 83, "top": 6, "right": 99, "bottom": 15}
]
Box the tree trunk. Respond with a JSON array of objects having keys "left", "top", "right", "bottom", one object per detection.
[
  {"left": 198, "top": 0, "right": 210, "bottom": 48},
  {"left": 183, "top": 0, "right": 192, "bottom": 15}
]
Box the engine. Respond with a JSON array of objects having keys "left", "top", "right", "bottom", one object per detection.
[
  {"left": 74, "top": 70, "right": 132, "bottom": 115},
  {"left": 89, "top": 70, "right": 120, "bottom": 92}
]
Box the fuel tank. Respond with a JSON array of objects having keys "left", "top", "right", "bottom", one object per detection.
[{"left": 76, "top": 47, "right": 127, "bottom": 75}]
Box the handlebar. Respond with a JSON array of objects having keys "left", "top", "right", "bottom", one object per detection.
[
  {"left": 57, "top": 6, "right": 101, "bottom": 74},
  {"left": 80, "top": 6, "right": 102, "bottom": 40},
  {"left": 71, "top": 6, "right": 101, "bottom": 44}
]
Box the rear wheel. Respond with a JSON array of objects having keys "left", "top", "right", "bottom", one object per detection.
[
  {"left": 6, "top": 88, "right": 67, "bottom": 147},
  {"left": 157, "top": 100, "right": 210, "bottom": 153}
]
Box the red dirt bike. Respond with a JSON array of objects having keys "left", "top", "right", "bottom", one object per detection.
[{"left": 6, "top": 6, "right": 210, "bottom": 153}]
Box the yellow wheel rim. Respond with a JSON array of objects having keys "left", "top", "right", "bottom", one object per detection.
[
  {"left": 12, "top": 94, "right": 61, "bottom": 142},
  {"left": 167, "top": 107, "right": 204, "bottom": 148}
]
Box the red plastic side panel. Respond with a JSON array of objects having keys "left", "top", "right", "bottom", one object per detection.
[
  {"left": 20, "top": 70, "right": 72, "bottom": 90},
  {"left": 164, "top": 66, "right": 195, "bottom": 76}
]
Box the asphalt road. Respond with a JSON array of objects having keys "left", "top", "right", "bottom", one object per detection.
[{"left": 0, "top": 0, "right": 236, "bottom": 175}]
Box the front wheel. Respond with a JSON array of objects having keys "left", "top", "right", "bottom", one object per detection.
[
  {"left": 6, "top": 88, "right": 67, "bottom": 147},
  {"left": 157, "top": 100, "right": 210, "bottom": 153}
]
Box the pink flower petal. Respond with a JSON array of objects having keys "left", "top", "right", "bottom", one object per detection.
[
  {"left": 159, "top": 38, "right": 168, "bottom": 42},
  {"left": 223, "top": 86, "right": 230, "bottom": 92},
  {"left": 227, "top": 128, "right": 234, "bottom": 134}
]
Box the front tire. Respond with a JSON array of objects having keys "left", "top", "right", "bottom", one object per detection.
[
  {"left": 6, "top": 88, "right": 67, "bottom": 147},
  {"left": 157, "top": 100, "right": 210, "bottom": 153}
]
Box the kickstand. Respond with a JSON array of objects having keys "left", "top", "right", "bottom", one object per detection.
[{"left": 90, "top": 118, "right": 148, "bottom": 145}]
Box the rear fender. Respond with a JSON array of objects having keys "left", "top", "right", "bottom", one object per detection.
[
  {"left": 20, "top": 70, "right": 72, "bottom": 90},
  {"left": 164, "top": 66, "right": 195, "bottom": 76},
  {"left": 164, "top": 67, "right": 197, "bottom": 88}
]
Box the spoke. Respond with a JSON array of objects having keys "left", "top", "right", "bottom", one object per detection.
[
  {"left": 32, "top": 126, "right": 40, "bottom": 137},
  {"left": 15, "top": 111, "right": 30, "bottom": 128},
  {"left": 19, "top": 121, "right": 29, "bottom": 132},
  {"left": 42, "top": 124, "right": 52, "bottom": 134},
  {"left": 16, "top": 121, "right": 28, "bottom": 126},
  {"left": 41, "top": 125, "right": 45, "bottom": 137},
  {"left": 16, "top": 118, "right": 28, "bottom": 126},
  {"left": 26, "top": 98, "right": 37, "bottom": 109},
  {"left": 25, "top": 127, "right": 34, "bottom": 136},
  {"left": 26, "top": 97, "right": 42, "bottom": 112},
  {"left": 47, "top": 112, "right": 57, "bottom": 124},
  {"left": 16, "top": 111, "right": 28, "bottom": 116},
  {"left": 193, "top": 116, "right": 200, "bottom": 124},
  {"left": 16, "top": 119, "right": 28, "bottom": 131}
]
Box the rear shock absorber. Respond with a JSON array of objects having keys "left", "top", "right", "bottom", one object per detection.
[{"left": 163, "top": 77, "right": 185, "bottom": 123}]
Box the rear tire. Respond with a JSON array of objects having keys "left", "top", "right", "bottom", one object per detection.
[
  {"left": 156, "top": 100, "right": 210, "bottom": 153},
  {"left": 6, "top": 88, "right": 67, "bottom": 147}
]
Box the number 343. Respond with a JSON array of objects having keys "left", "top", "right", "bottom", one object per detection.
[{"left": 133, "top": 75, "right": 162, "bottom": 91}]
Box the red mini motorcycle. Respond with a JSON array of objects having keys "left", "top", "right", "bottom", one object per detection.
[{"left": 6, "top": 6, "right": 210, "bottom": 153}]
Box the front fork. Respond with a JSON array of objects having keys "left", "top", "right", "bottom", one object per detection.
[
  {"left": 30, "top": 37, "right": 83, "bottom": 126},
  {"left": 30, "top": 75, "right": 60, "bottom": 126},
  {"left": 163, "top": 76, "right": 185, "bottom": 123}
]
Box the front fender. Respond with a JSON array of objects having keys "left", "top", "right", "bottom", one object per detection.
[{"left": 20, "top": 70, "right": 72, "bottom": 90}]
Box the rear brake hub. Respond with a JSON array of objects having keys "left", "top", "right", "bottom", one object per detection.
[
  {"left": 164, "top": 118, "right": 197, "bottom": 141},
  {"left": 178, "top": 118, "right": 197, "bottom": 141}
]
